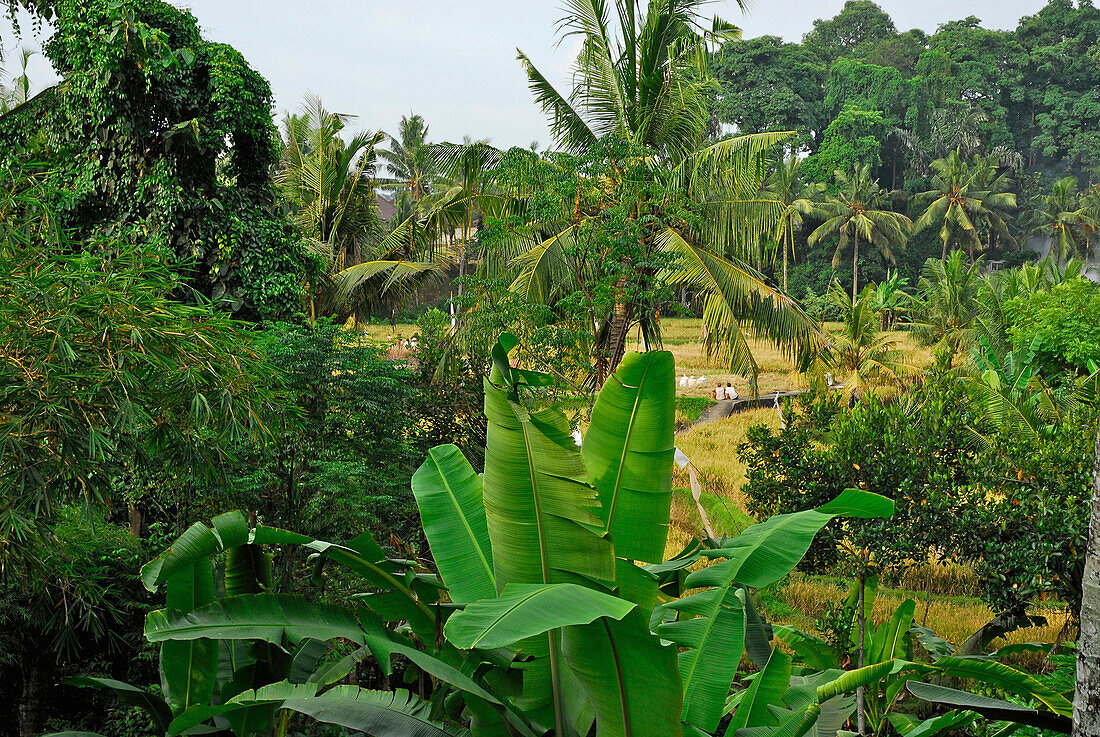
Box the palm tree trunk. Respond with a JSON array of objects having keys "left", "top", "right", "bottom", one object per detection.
[
  {"left": 942, "top": 235, "right": 948, "bottom": 260},
  {"left": 1073, "top": 425, "right": 1100, "bottom": 737},
  {"left": 782, "top": 229, "right": 790, "bottom": 293},
  {"left": 851, "top": 233, "right": 860, "bottom": 306}
]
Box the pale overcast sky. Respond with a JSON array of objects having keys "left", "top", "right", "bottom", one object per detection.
[{"left": 3, "top": 1, "right": 1049, "bottom": 150}]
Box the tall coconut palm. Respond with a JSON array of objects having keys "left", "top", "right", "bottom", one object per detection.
[
  {"left": 1027, "top": 176, "right": 1092, "bottom": 263},
  {"left": 762, "top": 155, "right": 824, "bottom": 292},
  {"left": 378, "top": 113, "right": 437, "bottom": 221},
  {"left": 510, "top": 0, "right": 823, "bottom": 381},
  {"left": 809, "top": 165, "right": 912, "bottom": 306},
  {"left": 0, "top": 47, "right": 33, "bottom": 113},
  {"left": 912, "top": 150, "right": 1016, "bottom": 260}
]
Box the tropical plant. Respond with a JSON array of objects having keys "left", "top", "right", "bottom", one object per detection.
[
  {"left": 871, "top": 269, "right": 909, "bottom": 330},
  {"left": 912, "top": 150, "right": 1017, "bottom": 260},
  {"left": 820, "top": 282, "right": 909, "bottom": 402},
  {"left": 1026, "top": 176, "right": 1093, "bottom": 264},
  {"left": 378, "top": 113, "right": 437, "bottom": 220},
  {"left": 763, "top": 155, "right": 825, "bottom": 292},
  {"left": 507, "top": 0, "right": 825, "bottom": 380},
  {"left": 909, "top": 251, "right": 985, "bottom": 356},
  {"left": 52, "top": 336, "right": 900, "bottom": 737},
  {"left": 809, "top": 165, "right": 912, "bottom": 305}
]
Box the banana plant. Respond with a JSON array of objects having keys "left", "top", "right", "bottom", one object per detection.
[
  {"left": 772, "top": 579, "right": 1073, "bottom": 737},
  {"left": 52, "top": 335, "right": 898, "bottom": 737}
]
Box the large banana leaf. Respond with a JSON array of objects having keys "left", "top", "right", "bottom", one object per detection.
[
  {"left": 444, "top": 583, "right": 634, "bottom": 649},
  {"left": 868, "top": 599, "right": 914, "bottom": 664},
  {"left": 141, "top": 511, "right": 251, "bottom": 591},
  {"left": 160, "top": 556, "right": 217, "bottom": 716},
  {"left": 561, "top": 610, "right": 683, "bottom": 737},
  {"left": 658, "top": 585, "right": 745, "bottom": 732},
  {"left": 661, "top": 491, "right": 893, "bottom": 733},
  {"left": 145, "top": 594, "right": 366, "bottom": 645},
  {"left": 582, "top": 350, "right": 675, "bottom": 563},
  {"left": 906, "top": 681, "right": 1070, "bottom": 733},
  {"left": 481, "top": 371, "right": 615, "bottom": 589},
  {"left": 725, "top": 649, "right": 792, "bottom": 734},
  {"left": 888, "top": 710, "right": 977, "bottom": 737},
  {"left": 921, "top": 657, "right": 1074, "bottom": 717},
  {"left": 171, "top": 683, "right": 466, "bottom": 737},
  {"left": 412, "top": 444, "right": 496, "bottom": 603}
]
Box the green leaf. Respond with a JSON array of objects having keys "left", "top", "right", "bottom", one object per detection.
[
  {"left": 146, "top": 594, "right": 366, "bottom": 645},
  {"left": 481, "top": 375, "right": 615, "bottom": 590},
  {"left": 64, "top": 677, "right": 172, "bottom": 734},
  {"left": 658, "top": 586, "right": 744, "bottom": 732},
  {"left": 161, "top": 556, "right": 217, "bottom": 716},
  {"left": 250, "top": 683, "right": 466, "bottom": 737},
  {"left": 868, "top": 599, "right": 914, "bottom": 665},
  {"left": 726, "top": 649, "right": 792, "bottom": 733},
  {"left": 907, "top": 680, "right": 1071, "bottom": 732},
  {"left": 561, "top": 609, "right": 683, "bottom": 737},
  {"left": 887, "top": 710, "right": 977, "bottom": 737},
  {"left": 141, "top": 511, "right": 250, "bottom": 591},
  {"left": 412, "top": 444, "right": 496, "bottom": 603},
  {"left": 444, "top": 583, "right": 634, "bottom": 650},
  {"left": 928, "top": 656, "right": 1074, "bottom": 717},
  {"left": 772, "top": 626, "right": 840, "bottom": 671},
  {"left": 582, "top": 350, "right": 676, "bottom": 563}
]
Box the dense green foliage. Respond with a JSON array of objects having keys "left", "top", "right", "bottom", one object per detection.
[{"left": 0, "top": 0, "right": 308, "bottom": 318}]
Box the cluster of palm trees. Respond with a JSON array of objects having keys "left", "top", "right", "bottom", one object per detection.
[{"left": 1025, "top": 176, "right": 1100, "bottom": 263}]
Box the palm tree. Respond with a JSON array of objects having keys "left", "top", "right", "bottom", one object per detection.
[
  {"left": 912, "top": 150, "right": 1016, "bottom": 260},
  {"left": 378, "top": 113, "right": 436, "bottom": 221},
  {"left": 822, "top": 282, "right": 908, "bottom": 404},
  {"left": 278, "top": 95, "right": 444, "bottom": 320},
  {"left": 508, "top": 0, "right": 822, "bottom": 381},
  {"left": 1027, "top": 176, "right": 1092, "bottom": 263},
  {"left": 809, "top": 165, "right": 912, "bottom": 306},
  {"left": 0, "top": 47, "right": 33, "bottom": 114},
  {"left": 762, "top": 155, "right": 824, "bottom": 292},
  {"left": 910, "top": 251, "right": 984, "bottom": 357}
]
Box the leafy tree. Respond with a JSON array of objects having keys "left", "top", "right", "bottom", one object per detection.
[
  {"left": 277, "top": 95, "right": 391, "bottom": 318},
  {"left": 804, "top": 106, "right": 887, "bottom": 183},
  {"left": 378, "top": 112, "right": 437, "bottom": 220},
  {"left": 1026, "top": 176, "right": 1094, "bottom": 263},
  {"left": 0, "top": 0, "right": 308, "bottom": 318},
  {"left": 910, "top": 251, "right": 985, "bottom": 357},
  {"left": 809, "top": 164, "right": 912, "bottom": 304},
  {"left": 1004, "top": 277, "right": 1100, "bottom": 374},
  {"left": 802, "top": 0, "right": 898, "bottom": 62},
  {"left": 820, "top": 283, "right": 908, "bottom": 403},
  {"left": 712, "top": 36, "right": 827, "bottom": 152},
  {"left": 223, "top": 319, "right": 424, "bottom": 545}
]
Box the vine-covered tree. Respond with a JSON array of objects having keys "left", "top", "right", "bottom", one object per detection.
[{"left": 0, "top": 0, "right": 309, "bottom": 319}]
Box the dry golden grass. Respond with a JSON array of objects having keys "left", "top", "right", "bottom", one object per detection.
[
  {"left": 358, "top": 322, "right": 420, "bottom": 342},
  {"left": 778, "top": 574, "right": 1071, "bottom": 670}
]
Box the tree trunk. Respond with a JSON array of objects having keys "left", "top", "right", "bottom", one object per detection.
[
  {"left": 851, "top": 234, "right": 860, "bottom": 306},
  {"left": 18, "top": 650, "right": 52, "bottom": 737},
  {"left": 128, "top": 502, "right": 143, "bottom": 538},
  {"left": 1073, "top": 426, "right": 1100, "bottom": 737},
  {"left": 782, "top": 230, "right": 789, "bottom": 293},
  {"left": 856, "top": 573, "right": 867, "bottom": 736},
  {"left": 942, "top": 235, "right": 948, "bottom": 261}
]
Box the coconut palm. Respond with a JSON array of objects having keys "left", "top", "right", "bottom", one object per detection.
[
  {"left": 278, "top": 95, "right": 445, "bottom": 320},
  {"left": 378, "top": 113, "right": 437, "bottom": 221},
  {"left": 822, "top": 282, "right": 908, "bottom": 404},
  {"left": 809, "top": 165, "right": 912, "bottom": 306},
  {"left": 912, "top": 150, "right": 1016, "bottom": 260},
  {"left": 508, "top": 0, "right": 823, "bottom": 380},
  {"left": 0, "top": 47, "right": 33, "bottom": 113},
  {"left": 910, "top": 251, "right": 984, "bottom": 357},
  {"left": 1027, "top": 176, "right": 1092, "bottom": 263},
  {"left": 762, "top": 155, "right": 824, "bottom": 292}
]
